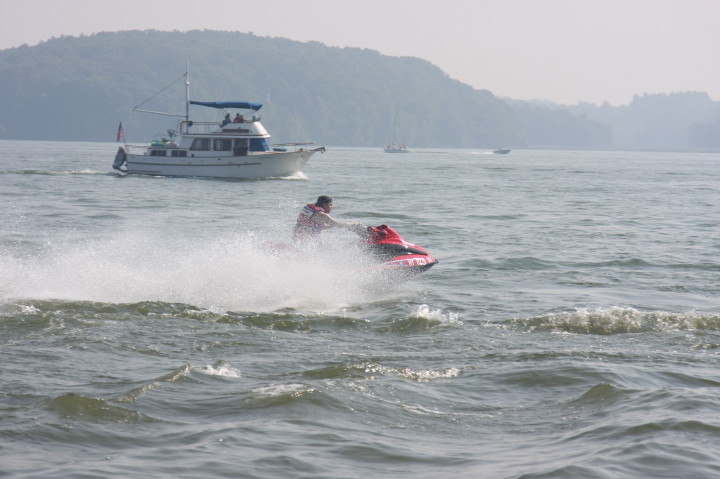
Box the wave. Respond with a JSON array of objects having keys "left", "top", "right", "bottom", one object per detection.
[
  {"left": 563, "top": 258, "right": 720, "bottom": 271},
  {"left": 112, "top": 365, "right": 193, "bottom": 403},
  {"left": 1, "top": 299, "right": 463, "bottom": 343},
  {"left": 494, "top": 256, "right": 554, "bottom": 270},
  {"left": 484, "top": 256, "right": 720, "bottom": 273},
  {"left": 567, "top": 383, "right": 631, "bottom": 407},
  {"left": 499, "top": 306, "right": 720, "bottom": 334},
  {"left": 0, "top": 299, "right": 373, "bottom": 338},
  {"left": 303, "top": 361, "right": 461, "bottom": 383},
  {"left": 1, "top": 169, "right": 109, "bottom": 176},
  {"left": 381, "top": 304, "right": 462, "bottom": 332},
  {"left": 45, "top": 393, "right": 156, "bottom": 423},
  {"left": 199, "top": 360, "right": 242, "bottom": 378}
]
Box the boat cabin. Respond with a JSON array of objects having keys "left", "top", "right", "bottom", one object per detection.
[{"left": 145, "top": 117, "right": 272, "bottom": 158}]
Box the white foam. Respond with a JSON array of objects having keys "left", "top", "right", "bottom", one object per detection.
[
  {"left": 252, "top": 383, "right": 309, "bottom": 398},
  {"left": 0, "top": 226, "right": 382, "bottom": 313},
  {"left": 199, "top": 363, "right": 242, "bottom": 378},
  {"left": 413, "top": 304, "right": 462, "bottom": 325}
]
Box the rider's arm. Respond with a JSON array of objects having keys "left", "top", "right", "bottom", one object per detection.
[{"left": 313, "top": 212, "right": 362, "bottom": 231}]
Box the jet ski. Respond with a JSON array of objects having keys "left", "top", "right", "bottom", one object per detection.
[
  {"left": 362, "top": 224, "right": 438, "bottom": 277},
  {"left": 265, "top": 224, "right": 438, "bottom": 281}
]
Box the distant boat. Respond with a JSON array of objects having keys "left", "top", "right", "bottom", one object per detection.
[
  {"left": 384, "top": 111, "right": 409, "bottom": 153},
  {"left": 384, "top": 143, "right": 409, "bottom": 153},
  {"left": 493, "top": 149, "right": 511, "bottom": 154},
  {"left": 113, "top": 64, "right": 324, "bottom": 178}
]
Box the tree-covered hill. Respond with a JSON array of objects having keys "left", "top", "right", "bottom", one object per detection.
[
  {"left": 571, "top": 92, "right": 720, "bottom": 150},
  {"left": 0, "top": 30, "right": 524, "bottom": 147},
  {"left": 1, "top": 30, "right": 718, "bottom": 150}
]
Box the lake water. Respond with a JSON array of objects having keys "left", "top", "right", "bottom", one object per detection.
[{"left": 2, "top": 140, "right": 720, "bottom": 478}]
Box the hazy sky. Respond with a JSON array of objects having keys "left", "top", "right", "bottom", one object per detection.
[{"left": 2, "top": 0, "right": 718, "bottom": 105}]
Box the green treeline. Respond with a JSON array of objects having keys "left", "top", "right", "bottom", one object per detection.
[
  {"left": 0, "top": 30, "right": 718, "bottom": 150},
  {"left": 0, "top": 30, "right": 522, "bottom": 147}
]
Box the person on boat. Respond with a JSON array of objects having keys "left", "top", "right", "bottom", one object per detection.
[
  {"left": 293, "top": 195, "right": 363, "bottom": 241},
  {"left": 221, "top": 113, "right": 231, "bottom": 126},
  {"left": 233, "top": 113, "right": 244, "bottom": 123}
]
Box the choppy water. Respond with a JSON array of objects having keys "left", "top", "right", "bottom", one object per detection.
[{"left": 1, "top": 140, "right": 720, "bottom": 478}]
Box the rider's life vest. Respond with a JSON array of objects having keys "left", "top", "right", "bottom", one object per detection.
[{"left": 294, "top": 204, "right": 328, "bottom": 238}]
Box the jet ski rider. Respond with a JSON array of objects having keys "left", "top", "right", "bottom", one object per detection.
[{"left": 293, "top": 195, "right": 363, "bottom": 241}]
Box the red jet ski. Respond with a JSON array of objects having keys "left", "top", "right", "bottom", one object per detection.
[
  {"left": 363, "top": 224, "right": 438, "bottom": 276},
  {"left": 266, "top": 224, "right": 438, "bottom": 281}
]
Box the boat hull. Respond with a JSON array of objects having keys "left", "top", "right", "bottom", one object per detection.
[{"left": 121, "top": 150, "right": 316, "bottom": 178}]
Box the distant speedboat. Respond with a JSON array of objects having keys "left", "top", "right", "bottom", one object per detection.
[
  {"left": 493, "top": 149, "right": 511, "bottom": 154},
  {"left": 113, "top": 65, "right": 324, "bottom": 179},
  {"left": 384, "top": 143, "right": 409, "bottom": 153}
]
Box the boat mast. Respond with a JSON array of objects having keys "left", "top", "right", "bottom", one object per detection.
[
  {"left": 391, "top": 111, "right": 399, "bottom": 145},
  {"left": 184, "top": 60, "right": 190, "bottom": 122}
]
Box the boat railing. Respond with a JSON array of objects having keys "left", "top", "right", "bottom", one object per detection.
[
  {"left": 269, "top": 142, "right": 321, "bottom": 152},
  {"left": 179, "top": 120, "right": 261, "bottom": 135},
  {"left": 122, "top": 141, "right": 322, "bottom": 155},
  {"left": 272, "top": 142, "right": 316, "bottom": 147},
  {"left": 122, "top": 143, "right": 169, "bottom": 155}
]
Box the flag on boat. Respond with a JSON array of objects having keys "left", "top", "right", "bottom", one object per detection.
[{"left": 116, "top": 122, "right": 124, "bottom": 142}]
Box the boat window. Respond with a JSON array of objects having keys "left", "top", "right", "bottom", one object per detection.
[
  {"left": 171, "top": 150, "right": 188, "bottom": 157},
  {"left": 249, "top": 138, "right": 270, "bottom": 152},
  {"left": 213, "top": 139, "right": 232, "bottom": 151},
  {"left": 150, "top": 149, "right": 167, "bottom": 157},
  {"left": 190, "top": 138, "right": 211, "bottom": 151}
]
